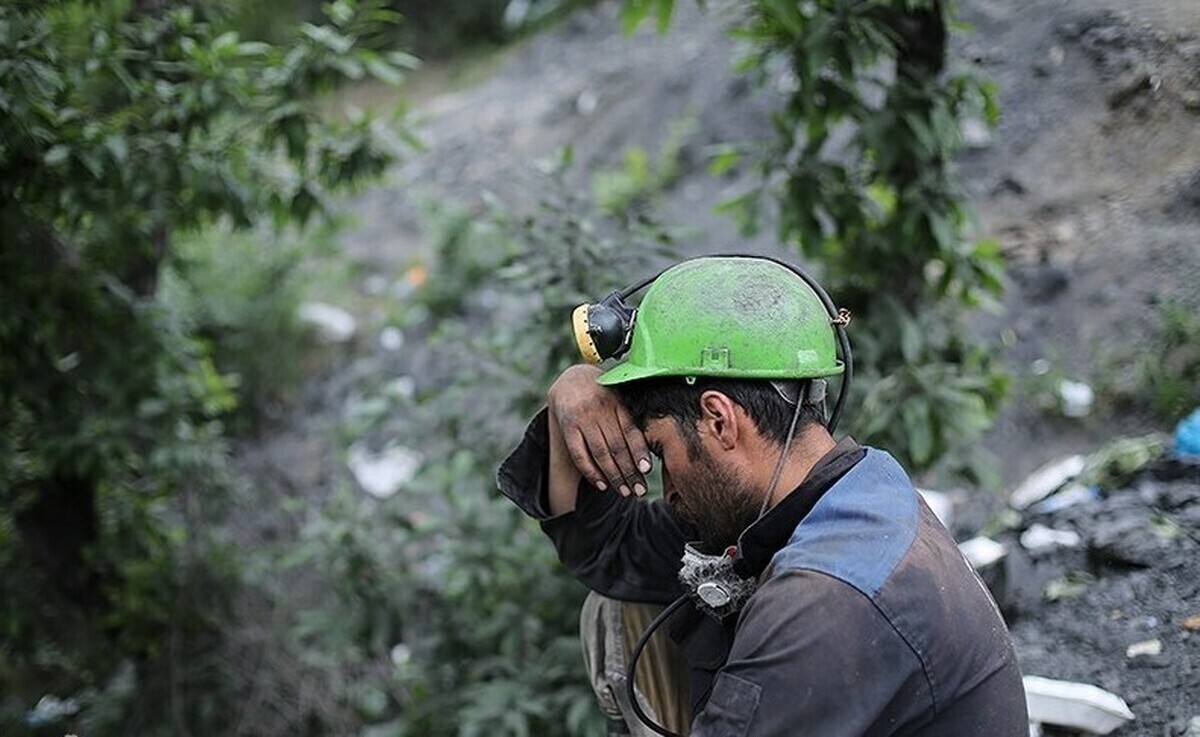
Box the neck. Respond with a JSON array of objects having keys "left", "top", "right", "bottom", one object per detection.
[{"left": 758, "top": 424, "right": 836, "bottom": 511}]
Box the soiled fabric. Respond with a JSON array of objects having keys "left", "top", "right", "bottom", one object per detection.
[
  {"left": 497, "top": 409, "right": 1028, "bottom": 736},
  {"left": 580, "top": 592, "right": 693, "bottom": 736}
]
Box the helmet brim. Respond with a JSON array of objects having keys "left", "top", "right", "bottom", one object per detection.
[{"left": 596, "top": 360, "right": 845, "bottom": 386}]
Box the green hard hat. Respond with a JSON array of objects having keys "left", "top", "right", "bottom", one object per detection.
[{"left": 597, "top": 257, "right": 844, "bottom": 386}]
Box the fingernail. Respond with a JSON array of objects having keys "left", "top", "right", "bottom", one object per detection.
[
  {"left": 638, "top": 458, "right": 652, "bottom": 473},
  {"left": 595, "top": 480, "right": 607, "bottom": 491},
  {"left": 619, "top": 485, "right": 631, "bottom": 497},
  {"left": 634, "top": 483, "right": 646, "bottom": 497}
]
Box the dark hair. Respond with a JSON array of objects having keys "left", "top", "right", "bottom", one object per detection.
[{"left": 613, "top": 377, "right": 824, "bottom": 453}]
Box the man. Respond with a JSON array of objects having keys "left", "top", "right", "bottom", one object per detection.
[{"left": 497, "top": 257, "right": 1027, "bottom": 735}]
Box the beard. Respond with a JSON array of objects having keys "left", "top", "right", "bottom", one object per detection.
[{"left": 673, "top": 449, "right": 762, "bottom": 553}]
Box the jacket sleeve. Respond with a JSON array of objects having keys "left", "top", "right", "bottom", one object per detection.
[
  {"left": 496, "top": 408, "right": 689, "bottom": 604},
  {"left": 690, "top": 570, "right": 929, "bottom": 737}
]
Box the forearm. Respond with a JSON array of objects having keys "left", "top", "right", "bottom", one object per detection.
[{"left": 547, "top": 408, "right": 582, "bottom": 516}]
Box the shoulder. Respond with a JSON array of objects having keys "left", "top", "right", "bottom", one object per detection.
[{"left": 770, "top": 448, "right": 920, "bottom": 598}]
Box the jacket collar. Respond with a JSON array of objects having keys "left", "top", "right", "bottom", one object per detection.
[{"left": 733, "top": 437, "right": 865, "bottom": 578}]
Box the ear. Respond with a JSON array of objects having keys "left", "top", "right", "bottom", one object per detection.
[{"left": 697, "top": 390, "right": 741, "bottom": 451}]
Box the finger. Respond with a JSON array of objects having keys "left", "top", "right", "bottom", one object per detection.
[
  {"left": 616, "top": 407, "right": 653, "bottom": 477},
  {"left": 564, "top": 428, "right": 608, "bottom": 491},
  {"left": 599, "top": 422, "right": 644, "bottom": 497},
  {"left": 585, "top": 426, "right": 632, "bottom": 496}
]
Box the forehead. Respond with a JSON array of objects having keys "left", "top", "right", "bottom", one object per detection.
[{"left": 644, "top": 416, "right": 683, "bottom": 445}]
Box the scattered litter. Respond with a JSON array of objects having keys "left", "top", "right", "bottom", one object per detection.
[
  {"left": 379, "top": 326, "right": 405, "bottom": 351},
  {"left": 1011, "top": 455, "right": 1087, "bottom": 509},
  {"left": 1188, "top": 715, "right": 1200, "bottom": 737},
  {"left": 405, "top": 264, "right": 428, "bottom": 288},
  {"left": 1020, "top": 523, "right": 1082, "bottom": 553},
  {"left": 1125, "top": 639, "right": 1162, "bottom": 658},
  {"left": 917, "top": 488, "right": 955, "bottom": 531},
  {"left": 1023, "top": 675, "right": 1135, "bottom": 735},
  {"left": 1029, "top": 483, "right": 1099, "bottom": 515},
  {"left": 1058, "top": 379, "right": 1095, "bottom": 418},
  {"left": 25, "top": 695, "right": 80, "bottom": 726},
  {"left": 1176, "top": 408, "right": 1200, "bottom": 457},
  {"left": 959, "top": 536, "right": 1007, "bottom": 570},
  {"left": 298, "top": 302, "right": 358, "bottom": 343},
  {"left": 348, "top": 442, "right": 423, "bottom": 499},
  {"left": 576, "top": 88, "right": 601, "bottom": 116},
  {"left": 1183, "top": 614, "right": 1200, "bottom": 632},
  {"left": 390, "top": 642, "right": 412, "bottom": 666},
  {"left": 385, "top": 376, "right": 416, "bottom": 400},
  {"left": 961, "top": 117, "right": 993, "bottom": 149}
]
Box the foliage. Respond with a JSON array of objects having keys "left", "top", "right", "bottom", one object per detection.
[
  {"left": 281, "top": 168, "right": 676, "bottom": 735},
  {"left": 228, "top": 0, "right": 601, "bottom": 55},
  {"left": 591, "top": 117, "right": 696, "bottom": 216},
  {"left": 628, "top": 0, "right": 1008, "bottom": 480},
  {"left": 1093, "top": 300, "right": 1200, "bottom": 424},
  {"left": 160, "top": 223, "right": 338, "bottom": 431},
  {"left": 0, "top": 0, "right": 411, "bottom": 732},
  {"left": 1138, "top": 302, "right": 1200, "bottom": 422}
]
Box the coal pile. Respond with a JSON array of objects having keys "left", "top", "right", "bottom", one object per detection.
[{"left": 996, "top": 456, "right": 1200, "bottom": 736}]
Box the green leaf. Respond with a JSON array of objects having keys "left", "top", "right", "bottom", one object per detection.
[
  {"left": 365, "top": 56, "right": 404, "bottom": 86},
  {"left": 707, "top": 146, "right": 742, "bottom": 176},
  {"left": 44, "top": 144, "right": 70, "bottom": 166},
  {"left": 655, "top": 0, "right": 676, "bottom": 34},
  {"left": 621, "top": 0, "right": 674, "bottom": 34},
  {"left": 900, "top": 316, "right": 922, "bottom": 363},
  {"left": 903, "top": 400, "right": 935, "bottom": 466}
]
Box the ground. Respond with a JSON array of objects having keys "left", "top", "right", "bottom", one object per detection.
[{"left": 241, "top": 0, "right": 1200, "bottom": 733}]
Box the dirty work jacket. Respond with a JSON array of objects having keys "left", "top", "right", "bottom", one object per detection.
[{"left": 497, "top": 409, "right": 1029, "bottom": 736}]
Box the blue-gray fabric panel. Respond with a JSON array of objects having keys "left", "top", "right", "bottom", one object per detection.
[{"left": 769, "top": 449, "right": 918, "bottom": 598}]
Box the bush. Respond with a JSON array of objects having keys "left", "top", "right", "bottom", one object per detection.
[
  {"left": 0, "top": 0, "right": 412, "bottom": 731},
  {"left": 629, "top": 0, "right": 1008, "bottom": 480},
  {"left": 228, "top": 0, "right": 601, "bottom": 55}
]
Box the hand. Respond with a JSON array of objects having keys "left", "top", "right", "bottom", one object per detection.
[{"left": 548, "top": 364, "right": 653, "bottom": 498}]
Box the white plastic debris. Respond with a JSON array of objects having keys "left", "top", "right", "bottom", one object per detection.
[
  {"left": 959, "top": 536, "right": 1007, "bottom": 570},
  {"left": 25, "top": 695, "right": 80, "bottom": 726},
  {"left": 1125, "top": 639, "right": 1162, "bottom": 658},
  {"left": 1020, "top": 523, "right": 1083, "bottom": 553},
  {"left": 961, "top": 118, "right": 993, "bottom": 149},
  {"left": 918, "top": 488, "right": 955, "bottom": 531},
  {"left": 1058, "top": 380, "right": 1095, "bottom": 418},
  {"left": 1023, "top": 676, "right": 1135, "bottom": 735},
  {"left": 348, "top": 442, "right": 422, "bottom": 499},
  {"left": 390, "top": 642, "right": 412, "bottom": 666},
  {"left": 576, "top": 88, "right": 600, "bottom": 116},
  {"left": 379, "top": 326, "right": 405, "bottom": 351},
  {"left": 1010, "top": 455, "right": 1087, "bottom": 509},
  {"left": 298, "top": 302, "right": 358, "bottom": 343},
  {"left": 384, "top": 376, "right": 416, "bottom": 400},
  {"left": 1029, "top": 483, "right": 1099, "bottom": 515}
]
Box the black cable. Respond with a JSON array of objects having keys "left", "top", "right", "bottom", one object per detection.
[{"left": 625, "top": 595, "right": 690, "bottom": 737}]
